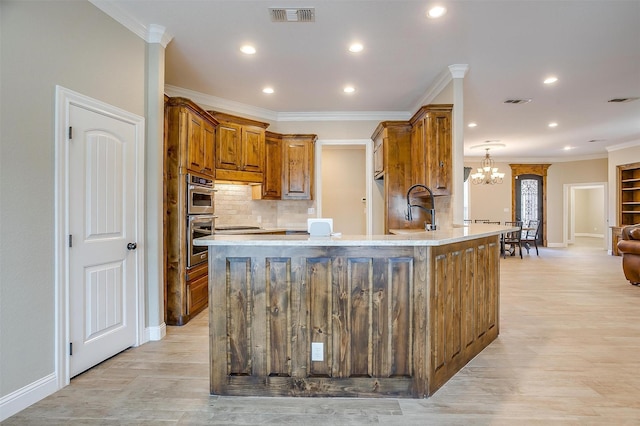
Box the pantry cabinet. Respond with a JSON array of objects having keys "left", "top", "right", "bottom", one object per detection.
[
  {"left": 164, "top": 97, "right": 218, "bottom": 325},
  {"left": 208, "top": 111, "right": 269, "bottom": 183},
  {"left": 410, "top": 105, "right": 452, "bottom": 197}
]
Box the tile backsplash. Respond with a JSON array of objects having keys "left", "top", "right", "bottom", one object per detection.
[{"left": 215, "top": 183, "right": 315, "bottom": 230}]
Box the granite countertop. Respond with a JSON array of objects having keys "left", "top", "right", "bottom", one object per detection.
[{"left": 195, "top": 223, "right": 516, "bottom": 247}]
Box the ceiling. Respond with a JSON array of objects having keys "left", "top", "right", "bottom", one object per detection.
[{"left": 95, "top": 0, "right": 640, "bottom": 160}]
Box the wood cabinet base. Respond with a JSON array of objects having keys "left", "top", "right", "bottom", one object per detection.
[{"left": 208, "top": 236, "right": 500, "bottom": 398}]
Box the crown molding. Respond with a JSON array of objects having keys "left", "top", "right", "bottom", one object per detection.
[
  {"left": 449, "top": 64, "right": 469, "bottom": 79},
  {"left": 465, "top": 153, "right": 608, "bottom": 163},
  {"left": 89, "top": 1, "right": 173, "bottom": 47},
  {"left": 411, "top": 68, "right": 453, "bottom": 112},
  {"left": 165, "top": 85, "right": 411, "bottom": 122},
  {"left": 164, "top": 85, "right": 279, "bottom": 121},
  {"left": 606, "top": 139, "right": 640, "bottom": 152}
]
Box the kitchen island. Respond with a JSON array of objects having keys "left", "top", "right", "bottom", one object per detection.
[{"left": 195, "top": 224, "right": 511, "bottom": 398}]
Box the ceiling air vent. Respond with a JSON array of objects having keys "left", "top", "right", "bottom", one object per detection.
[
  {"left": 269, "top": 8, "right": 316, "bottom": 22},
  {"left": 503, "top": 99, "right": 532, "bottom": 105},
  {"left": 608, "top": 97, "right": 639, "bottom": 103}
]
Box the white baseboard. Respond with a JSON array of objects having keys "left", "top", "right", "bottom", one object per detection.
[
  {"left": 146, "top": 322, "right": 166, "bottom": 341},
  {"left": 575, "top": 233, "right": 604, "bottom": 238},
  {"left": 547, "top": 242, "right": 565, "bottom": 248},
  {"left": 0, "top": 373, "right": 58, "bottom": 421}
]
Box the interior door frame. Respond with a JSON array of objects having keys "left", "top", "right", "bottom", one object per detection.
[
  {"left": 563, "top": 182, "right": 608, "bottom": 250},
  {"left": 54, "top": 86, "right": 146, "bottom": 388},
  {"left": 315, "top": 139, "right": 373, "bottom": 235}
]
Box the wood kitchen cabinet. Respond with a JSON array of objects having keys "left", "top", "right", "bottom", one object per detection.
[
  {"left": 410, "top": 105, "right": 452, "bottom": 197},
  {"left": 253, "top": 132, "right": 317, "bottom": 200},
  {"left": 282, "top": 134, "right": 316, "bottom": 200},
  {"left": 166, "top": 97, "right": 218, "bottom": 177},
  {"left": 208, "top": 111, "right": 269, "bottom": 183},
  {"left": 371, "top": 121, "right": 412, "bottom": 234},
  {"left": 256, "top": 131, "right": 283, "bottom": 200},
  {"left": 164, "top": 97, "right": 218, "bottom": 325}
]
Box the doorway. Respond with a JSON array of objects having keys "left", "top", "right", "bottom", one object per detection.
[
  {"left": 316, "top": 140, "right": 372, "bottom": 235},
  {"left": 563, "top": 183, "right": 608, "bottom": 250},
  {"left": 55, "top": 86, "right": 145, "bottom": 386}
]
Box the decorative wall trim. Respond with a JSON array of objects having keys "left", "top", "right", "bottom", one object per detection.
[
  {"left": 0, "top": 373, "right": 58, "bottom": 421},
  {"left": 165, "top": 85, "right": 410, "bottom": 122},
  {"left": 411, "top": 68, "right": 453, "bottom": 112},
  {"left": 146, "top": 323, "right": 167, "bottom": 342},
  {"left": 89, "top": 1, "right": 173, "bottom": 46},
  {"left": 606, "top": 139, "right": 640, "bottom": 152}
]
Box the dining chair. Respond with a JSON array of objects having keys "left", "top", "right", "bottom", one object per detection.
[
  {"left": 474, "top": 219, "right": 490, "bottom": 223},
  {"left": 485, "top": 221, "right": 501, "bottom": 224},
  {"left": 503, "top": 221, "right": 523, "bottom": 259},
  {"left": 522, "top": 219, "right": 541, "bottom": 255}
]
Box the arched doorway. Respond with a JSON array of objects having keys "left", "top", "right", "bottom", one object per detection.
[{"left": 510, "top": 164, "right": 551, "bottom": 247}]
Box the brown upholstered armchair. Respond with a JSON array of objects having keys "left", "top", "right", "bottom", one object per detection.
[{"left": 616, "top": 224, "right": 640, "bottom": 286}]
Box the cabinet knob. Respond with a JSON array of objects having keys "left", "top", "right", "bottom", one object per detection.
[{"left": 127, "top": 242, "right": 137, "bottom": 250}]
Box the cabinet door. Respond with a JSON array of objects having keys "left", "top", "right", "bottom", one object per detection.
[
  {"left": 373, "top": 136, "right": 384, "bottom": 179},
  {"left": 427, "top": 111, "right": 451, "bottom": 196},
  {"left": 241, "top": 126, "right": 265, "bottom": 173},
  {"left": 216, "top": 122, "right": 241, "bottom": 171},
  {"left": 262, "top": 134, "right": 282, "bottom": 199},
  {"left": 283, "top": 138, "right": 313, "bottom": 200},
  {"left": 410, "top": 118, "right": 426, "bottom": 188},
  {"left": 202, "top": 120, "right": 215, "bottom": 177},
  {"left": 186, "top": 112, "right": 205, "bottom": 173}
]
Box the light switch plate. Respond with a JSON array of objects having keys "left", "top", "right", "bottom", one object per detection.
[{"left": 311, "top": 342, "right": 323, "bottom": 361}]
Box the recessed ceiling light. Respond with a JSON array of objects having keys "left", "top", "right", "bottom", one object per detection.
[
  {"left": 544, "top": 76, "right": 558, "bottom": 84},
  {"left": 563, "top": 146, "right": 573, "bottom": 151},
  {"left": 240, "top": 45, "right": 256, "bottom": 55},
  {"left": 548, "top": 122, "right": 558, "bottom": 128},
  {"left": 349, "top": 43, "right": 363, "bottom": 53},
  {"left": 427, "top": 6, "right": 447, "bottom": 18},
  {"left": 262, "top": 87, "right": 274, "bottom": 94},
  {"left": 343, "top": 86, "right": 355, "bottom": 94},
  {"left": 468, "top": 122, "right": 477, "bottom": 128}
]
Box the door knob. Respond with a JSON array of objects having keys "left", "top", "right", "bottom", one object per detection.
[{"left": 127, "top": 242, "right": 137, "bottom": 250}]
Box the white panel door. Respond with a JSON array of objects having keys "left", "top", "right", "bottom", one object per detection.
[{"left": 68, "top": 104, "right": 138, "bottom": 377}]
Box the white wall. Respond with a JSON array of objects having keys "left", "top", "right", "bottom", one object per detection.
[{"left": 0, "top": 0, "right": 146, "bottom": 405}]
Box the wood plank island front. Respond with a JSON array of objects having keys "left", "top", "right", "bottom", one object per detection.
[{"left": 195, "top": 224, "right": 510, "bottom": 398}]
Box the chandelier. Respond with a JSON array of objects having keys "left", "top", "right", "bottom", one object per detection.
[{"left": 470, "top": 148, "right": 505, "bottom": 185}]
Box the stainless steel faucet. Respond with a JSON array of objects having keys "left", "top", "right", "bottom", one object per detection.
[{"left": 405, "top": 184, "right": 436, "bottom": 231}]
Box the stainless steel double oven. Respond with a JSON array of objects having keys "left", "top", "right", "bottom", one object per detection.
[{"left": 186, "top": 173, "right": 216, "bottom": 268}]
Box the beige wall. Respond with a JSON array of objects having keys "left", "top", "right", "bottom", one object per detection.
[
  {"left": 574, "top": 187, "right": 605, "bottom": 236},
  {"left": 0, "top": 0, "right": 146, "bottom": 399}
]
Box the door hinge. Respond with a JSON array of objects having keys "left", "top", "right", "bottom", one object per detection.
[
  {"left": 69, "top": 342, "right": 73, "bottom": 356},
  {"left": 68, "top": 126, "right": 73, "bottom": 140},
  {"left": 68, "top": 234, "right": 73, "bottom": 248}
]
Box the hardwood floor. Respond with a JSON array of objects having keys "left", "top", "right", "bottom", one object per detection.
[{"left": 6, "top": 238, "right": 640, "bottom": 425}]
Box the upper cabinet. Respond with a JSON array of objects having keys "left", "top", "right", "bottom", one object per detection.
[
  {"left": 282, "top": 134, "right": 316, "bottom": 200},
  {"left": 166, "top": 97, "right": 218, "bottom": 178},
  {"left": 409, "top": 105, "right": 452, "bottom": 197},
  {"left": 208, "top": 111, "right": 269, "bottom": 183},
  {"left": 254, "top": 132, "right": 317, "bottom": 200},
  {"left": 259, "top": 131, "right": 283, "bottom": 200}
]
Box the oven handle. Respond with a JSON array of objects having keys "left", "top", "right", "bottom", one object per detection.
[
  {"left": 189, "top": 215, "right": 218, "bottom": 223},
  {"left": 188, "top": 185, "right": 217, "bottom": 192}
]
